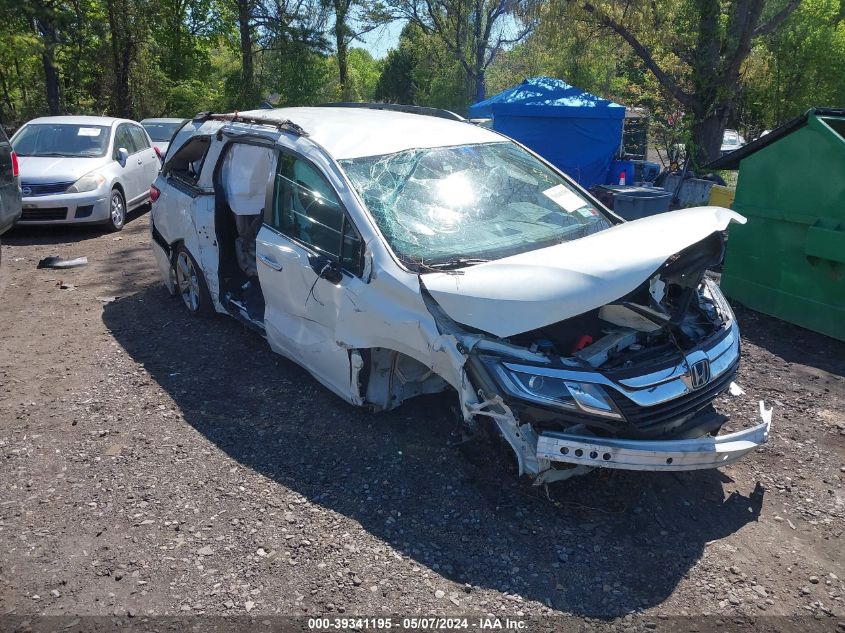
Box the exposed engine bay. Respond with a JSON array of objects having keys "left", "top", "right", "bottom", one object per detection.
[
  {"left": 508, "top": 231, "right": 729, "bottom": 371},
  {"left": 443, "top": 227, "right": 770, "bottom": 484}
]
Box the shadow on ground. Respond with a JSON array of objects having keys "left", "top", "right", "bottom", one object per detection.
[{"left": 103, "top": 284, "right": 764, "bottom": 617}]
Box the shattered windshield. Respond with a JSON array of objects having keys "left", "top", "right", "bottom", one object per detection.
[{"left": 339, "top": 142, "right": 612, "bottom": 268}]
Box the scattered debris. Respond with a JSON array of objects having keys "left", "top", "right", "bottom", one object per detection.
[
  {"left": 37, "top": 255, "right": 88, "bottom": 269},
  {"left": 729, "top": 382, "right": 746, "bottom": 396},
  {"left": 59, "top": 282, "right": 76, "bottom": 290},
  {"left": 103, "top": 443, "right": 124, "bottom": 456},
  {"left": 0, "top": 221, "right": 842, "bottom": 625}
]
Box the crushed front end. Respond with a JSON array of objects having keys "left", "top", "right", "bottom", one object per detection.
[{"left": 456, "top": 231, "right": 772, "bottom": 484}]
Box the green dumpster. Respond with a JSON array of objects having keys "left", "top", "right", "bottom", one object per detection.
[{"left": 709, "top": 107, "right": 845, "bottom": 341}]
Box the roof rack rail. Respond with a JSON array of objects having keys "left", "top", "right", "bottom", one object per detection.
[
  {"left": 192, "top": 111, "right": 308, "bottom": 136},
  {"left": 318, "top": 102, "right": 465, "bottom": 122}
]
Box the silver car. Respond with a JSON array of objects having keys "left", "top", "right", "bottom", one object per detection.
[
  {"left": 12, "top": 116, "right": 159, "bottom": 231},
  {"left": 140, "top": 118, "right": 188, "bottom": 158},
  {"left": 720, "top": 129, "right": 746, "bottom": 156}
]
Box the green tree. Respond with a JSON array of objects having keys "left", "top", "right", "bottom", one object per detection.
[
  {"left": 741, "top": 0, "right": 845, "bottom": 132},
  {"left": 572, "top": 0, "right": 803, "bottom": 165},
  {"left": 386, "top": 0, "right": 538, "bottom": 102},
  {"left": 323, "top": 0, "right": 388, "bottom": 98},
  {"left": 486, "top": 1, "right": 626, "bottom": 98},
  {"left": 375, "top": 21, "right": 468, "bottom": 111},
  {"left": 344, "top": 47, "right": 383, "bottom": 99}
]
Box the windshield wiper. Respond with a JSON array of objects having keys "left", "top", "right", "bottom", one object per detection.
[{"left": 424, "top": 257, "right": 490, "bottom": 271}]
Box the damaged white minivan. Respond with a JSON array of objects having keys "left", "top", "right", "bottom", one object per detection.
[{"left": 149, "top": 105, "right": 772, "bottom": 484}]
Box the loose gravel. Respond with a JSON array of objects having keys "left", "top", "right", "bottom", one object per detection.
[{"left": 0, "top": 213, "right": 843, "bottom": 630}]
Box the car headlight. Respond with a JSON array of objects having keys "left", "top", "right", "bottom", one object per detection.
[
  {"left": 66, "top": 173, "right": 106, "bottom": 194},
  {"left": 703, "top": 277, "right": 735, "bottom": 322},
  {"left": 481, "top": 357, "right": 622, "bottom": 419}
]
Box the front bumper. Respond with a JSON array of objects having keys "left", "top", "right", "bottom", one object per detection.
[
  {"left": 18, "top": 191, "right": 110, "bottom": 225},
  {"left": 536, "top": 400, "right": 771, "bottom": 472}
]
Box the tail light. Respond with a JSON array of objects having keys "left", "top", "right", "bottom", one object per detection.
[
  {"left": 150, "top": 184, "right": 160, "bottom": 203},
  {"left": 11, "top": 151, "right": 19, "bottom": 178},
  {"left": 154, "top": 146, "right": 163, "bottom": 161}
]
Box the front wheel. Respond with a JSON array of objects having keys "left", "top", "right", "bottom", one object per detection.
[
  {"left": 107, "top": 188, "right": 126, "bottom": 232},
  {"left": 173, "top": 245, "right": 213, "bottom": 316}
]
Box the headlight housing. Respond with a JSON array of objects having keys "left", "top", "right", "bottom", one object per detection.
[
  {"left": 66, "top": 173, "right": 106, "bottom": 194},
  {"left": 481, "top": 357, "right": 621, "bottom": 419},
  {"left": 702, "top": 277, "right": 735, "bottom": 322}
]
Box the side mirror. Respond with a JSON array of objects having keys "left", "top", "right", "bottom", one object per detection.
[
  {"left": 308, "top": 253, "right": 343, "bottom": 284},
  {"left": 117, "top": 147, "right": 129, "bottom": 167},
  {"left": 319, "top": 260, "right": 343, "bottom": 285}
]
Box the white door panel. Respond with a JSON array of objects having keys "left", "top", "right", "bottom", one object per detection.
[
  {"left": 114, "top": 124, "right": 141, "bottom": 203},
  {"left": 130, "top": 154, "right": 146, "bottom": 205},
  {"left": 256, "top": 226, "right": 355, "bottom": 400}
]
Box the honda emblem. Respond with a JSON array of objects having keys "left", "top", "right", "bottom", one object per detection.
[{"left": 689, "top": 359, "right": 711, "bottom": 390}]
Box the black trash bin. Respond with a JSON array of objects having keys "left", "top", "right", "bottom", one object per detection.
[{"left": 591, "top": 185, "right": 672, "bottom": 220}]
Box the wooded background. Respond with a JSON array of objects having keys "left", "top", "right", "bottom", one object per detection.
[{"left": 2, "top": 0, "right": 843, "bottom": 163}]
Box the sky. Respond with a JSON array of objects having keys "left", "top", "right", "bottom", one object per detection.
[
  {"left": 356, "top": 14, "right": 523, "bottom": 60},
  {"left": 356, "top": 19, "right": 405, "bottom": 59}
]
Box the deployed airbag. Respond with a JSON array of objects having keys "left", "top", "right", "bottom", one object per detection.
[{"left": 222, "top": 144, "right": 275, "bottom": 215}]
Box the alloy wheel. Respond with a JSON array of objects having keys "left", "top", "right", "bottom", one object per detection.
[
  {"left": 175, "top": 251, "right": 201, "bottom": 312},
  {"left": 110, "top": 192, "right": 125, "bottom": 228}
]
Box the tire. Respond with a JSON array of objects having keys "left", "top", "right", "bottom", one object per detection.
[
  {"left": 107, "top": 188, "right": 126, "bottom": 232},
  {"left": 173, "top": 244, "right": 213, "bottom": 317}
]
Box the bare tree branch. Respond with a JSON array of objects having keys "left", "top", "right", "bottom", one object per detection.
[
  {"left": 581, "top": 1, "right": 696, "bottom": 109},
  {"left": 754, "top": 0, "right": 801, "bottom": 37}
]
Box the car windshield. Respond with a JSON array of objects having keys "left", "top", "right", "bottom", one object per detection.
[
  {"left": 142, "top": 121, "right": 184, "bottom": 142},
  {"left": 12, "top": 123, "right": 110, "bottom": 158},
  {"left": 723, "top": 131, "right": 740, "bottom": 145},
  {"left": 339, "top": 142, "right": 612, "bottom": 268}
]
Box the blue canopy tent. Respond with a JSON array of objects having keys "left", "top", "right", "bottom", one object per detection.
[{"left": 469, "top": 77, "right": 626, "bottom": 188}]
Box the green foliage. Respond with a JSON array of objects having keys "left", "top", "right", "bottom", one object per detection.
[
  {"left": 741, "top": 0, "right": 845, "bottom": 133},
  {"left": 487, "top": 2, "right": 624, "bottom": 99},
  {"left": 345, "top": 48, "right": 383, "bottom": 101},
  {"left": 374, "top": 22, "right": 470, "bottom": 112},
  {"left": 0, "top": 0, "right": 840, "bottom": 149}
]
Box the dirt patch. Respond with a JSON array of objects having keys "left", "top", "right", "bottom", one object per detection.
[{"left": 0, "top": 214, "right": 843, "bottom": 628}]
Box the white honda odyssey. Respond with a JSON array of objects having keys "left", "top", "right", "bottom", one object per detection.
[
  {"left": 149, "top": 106, "right": 772, "bottom": 485},
  {"left": 12, "top": 116, "right": 159, "bottom": 231}
]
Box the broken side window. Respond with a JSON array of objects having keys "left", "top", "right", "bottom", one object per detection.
[{"left": 163, "top": 136, "right": 211, "bottom": 186}]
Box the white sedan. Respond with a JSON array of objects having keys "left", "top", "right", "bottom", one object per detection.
[{"left": 12, "top": 115, "right": 159, "bottom": 231}]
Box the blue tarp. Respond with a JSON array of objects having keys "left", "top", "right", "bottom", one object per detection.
[{"left": 469, "top": 77, "right": 625, "bottom": 188}]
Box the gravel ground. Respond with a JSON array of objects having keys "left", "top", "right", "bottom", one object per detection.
[{"left": 0, "top": 212, "right": 843, "bottom": 631}]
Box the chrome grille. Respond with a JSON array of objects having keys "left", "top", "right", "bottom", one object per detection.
[{"left": 607, "top": 359, "right": 738, "bottom": 433}]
